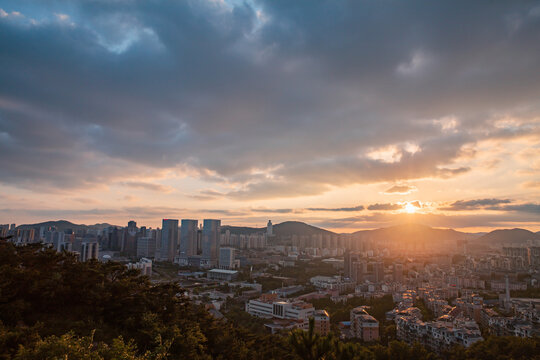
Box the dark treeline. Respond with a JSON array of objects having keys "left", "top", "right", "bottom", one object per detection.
[{"left": 0, "top": 242, "right": 538, "bottom": 359}]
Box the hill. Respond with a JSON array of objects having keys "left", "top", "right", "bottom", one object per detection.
[
  {"left": 353, "top": 223, "right": 474, "bottom": 242},
  {"left": 222, "top": 221, "right": 334, "bottom": 236},
  {"left": 476, "top": 228, "right": 540, "bottom": 246},
  {"left": 221, "top": 225, "right": 264, "bottom": 234},
  {"left": 273, "top": 221, "right": 335, "bottom": 236},
  {"left": 16, "top": 220, "right": 116, "bottom": 232}
]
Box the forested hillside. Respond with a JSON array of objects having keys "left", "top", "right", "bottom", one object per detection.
[{"left": 0, "top": 242, "right": 537, "bottom": 360}]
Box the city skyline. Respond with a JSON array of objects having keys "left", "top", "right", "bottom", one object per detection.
[{"left": 1, "top": 0, "right": 539, "bottom": 232}]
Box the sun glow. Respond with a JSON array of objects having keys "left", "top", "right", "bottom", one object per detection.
[{"left": 404, "top": 202, "right": 417, "bottom": 214}]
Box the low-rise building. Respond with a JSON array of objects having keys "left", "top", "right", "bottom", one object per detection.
[
  {"left": 207, "top": 268, "right": 238, "bottom": 281},
  {"left": 245, "top": 295, "right": 315, "bottom": 321},
  {"left": 490, "top": 280, "right": 527, "bottom": 291},
  {"left": 126, "top": 258, "right": 152, "bottom": 276},
  {"left": 313, "top": 310, "right": 330, "bottom": 335},
  {"left": 350, "top": 306, "right": 379, "bottom": 341},
  {"left": 310, "top": 275, "right": 355, "bottom": 293},
  {"left": 396, "top": 316, "right": 483, "bottom": 352}
]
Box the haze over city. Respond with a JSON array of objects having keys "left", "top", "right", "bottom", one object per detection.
[{"left": 1, "top": 0, "right": 539, "bottom": 232}]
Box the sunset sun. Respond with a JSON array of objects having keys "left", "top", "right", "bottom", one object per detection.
[{"left": 404, "top": 202, "right": 417, "bottom": 214}]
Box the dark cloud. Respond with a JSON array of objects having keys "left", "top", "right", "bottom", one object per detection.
[
  {"left": 440, "top": 199, "right": 539, "bottom": 214},
  {"left": 367, "top": 203, "right": 403, "bottom": 211},
  {"left": 0, "top": 0, "right": 539, "bottom": 199},
  {"left": 487, "top": 203, "right": 540, "bottom": 214},
  {"left": 307, "top": 205, "right": 364, "bottom": 212},
  {"left": 441, "top": 198, "right": 512, "bottom": 211},
  {"left": 250, "top": 208, "right": 295, "bottom": 214},
  {"left": 314, "top": 211, "right": 540, "bottom": 230}
]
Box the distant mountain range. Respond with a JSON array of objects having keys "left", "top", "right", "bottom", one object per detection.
[
  {"left": 16, "top": 220, "right": 115, "bottom": 232},
  {"left": 475, "top": 228, "right": 540, "bottom": 246},
  {"left": 12, "top": 220, "right": 540, "bottom": 246},
  {"left": 352, "top": 223, "right": 477, "bottom": 242},
  {"left": 222, "top": 221, "right": 335, "bottom": 236}
]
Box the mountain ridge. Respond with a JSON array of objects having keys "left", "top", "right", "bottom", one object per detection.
[
  {"left": 10, "top": 220, "right": 538, "bottom": 245},
  {"left": 16, "top": 220, "right": 117, "bottom": 232},
  {"left": 476, "top": 228, "right": 540, "bottom": 246}
]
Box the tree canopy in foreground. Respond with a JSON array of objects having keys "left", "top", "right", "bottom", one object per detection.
[{"left": 0, "top": 242, "right": 538, "bottom": 359}]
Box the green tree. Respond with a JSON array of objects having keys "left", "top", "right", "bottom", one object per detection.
[{"left": 290, "top": 318, "right": 333, "bottom": 360}]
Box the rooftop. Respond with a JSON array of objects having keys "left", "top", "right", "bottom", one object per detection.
[{"left": 208, "top": 269, "right": 238, "bottom": 275}]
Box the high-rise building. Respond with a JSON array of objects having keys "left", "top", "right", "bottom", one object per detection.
[
  {"left": 344, "top": 251, "right": 358, "bottom": 278},
  {"left": 219, "top": 247, "right": 235, "bottom": 269},
  {"left": 394, "top": 263, "right": 403, "bottom": 283},
  {"left": 202, "top": 219, "right": 221, "bottom": 267},
  {"left": 127, "top": 220, "right": 137, "bottom": 235},
  {"left": 137, "top": 236, "right": 156, "bottom": 258},
  {"left": 80, "top": 241, "right": 99, "bottom": 262},
  {"left": 267, "top": 220, "right": 273, "bottom": 236},
  {"left": 0, "top": 224, "right": 8, "bottom": 237},
  {"left": 46, "top": 230, "right": 66, "bottom": 252},
  {"left": 374, "top": 261, "right": 384, "bottom": 282},
  {"left": 180, "top": 219, "right": 198, "bottom": 258},
  {"left": 159, "top": 219, "right": 179, "bottom": 262},
  {"left": 16, "top": 229, "right": 35, "bottom": 244}
]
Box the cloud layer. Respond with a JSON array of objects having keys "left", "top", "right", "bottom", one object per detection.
[{"left": 0, "top": 0, "right": 539, "bottom": 229}]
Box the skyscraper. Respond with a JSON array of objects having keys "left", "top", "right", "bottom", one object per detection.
[
  {"left": 80, "top": 241, "right": 99, "bottom": 262},
  {"left": 159, "top": 219, "right": 179, "bottom": 262},
  {"left": 374, "top": 261, "right": 384, "bottom": 283},
  {"left": 137, "top": 236, "right": 156, "bottom": 258},
  {"left": 219, "top": 247, "right": 235, "bottom": 269},
  {"left": 180, "top": 219, "right": 198, "bottom": 258},
  {"left": 267, "top": 220, "right": 273, "bottom": 236},
  {"left": 202, "top": 219, "right": 221, "bottom": 267},
  {"left": 127, "top": 220, "right": 137, "bottom": 235},
  {"left": 393, "top": 263, "right": 403, "bottom": 283}
]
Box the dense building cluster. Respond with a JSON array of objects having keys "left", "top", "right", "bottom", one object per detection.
[{"left": 2, "top": 220, "right": 539, "bottom": 354}]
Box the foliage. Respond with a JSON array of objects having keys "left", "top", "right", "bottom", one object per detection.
[
  {"left": 223, "top": 300, "right": 269, "bottom": 335},
  {"left": 310, "top": 295, "right": 395, "bottom": 326},
  {"left": 1, "top": 242, "right": 539, "bottom": 360},
  {"left": 268, "top": 260, "right": 339, "bottom": 284},
  {"left": 0, "top": 242, "right": 290, "bottom": 359},
  {"left": 414, "top": 299, "right": 435, "bottom": 321},
  {"left": 510, "top": 287, "right": 540, "bottom": 298},
  {"left": 256, "top": 277, "right": 286, "bottom": 292},
  {"left": 442, "top": 336, "right": 540, "bottom": 360},
  {"left": 288, "top": 320, "right": 436, "bottom": 360}
]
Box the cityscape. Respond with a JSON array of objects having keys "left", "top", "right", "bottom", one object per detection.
[
  {"left": 1, "top": 218, "right": 539, "bottom": 358},
  {"left": 1, "top": 0, "right": 540, "bottom": 359}
]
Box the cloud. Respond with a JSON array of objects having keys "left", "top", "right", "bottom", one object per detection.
[
  {"left": 121, "top": 181, "right": 174, "bottom": 193},
  {"left": 68, "top": 197, "right": 100, "bottom": 204},
  {"left": 487, "top": 203, "right": 540, "bottom": 214},
  {"left": 250, "top": 208, "right": 295, "bottom": 214},
  {"left": 441, "top": 198, "right": 512, "bottom": 211},
  {"left": 383, "top": 184, "right": 417, "bottom": 195},
  {"left": 0, "top": 0, "right": 539, "bottom": 204},
  {"left": 307, "top": 205, "right": 364, "bottom": 212},
  {"left": 523, "top": 181, "right": 540, "bottom": 189},
  {"left": 367, "top": 203, "right": 403, "bottom": 211},
  {"left": 440, "top": 199, "right": 539, "bottom": 214},
  {"left": 313, "top": 211, "right": 540, "bottom": 230}
]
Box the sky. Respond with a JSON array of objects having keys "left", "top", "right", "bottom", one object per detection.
[{"left": 0, "top": 0, "right": 539, "bottom": 232}]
